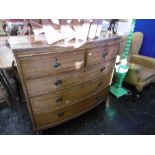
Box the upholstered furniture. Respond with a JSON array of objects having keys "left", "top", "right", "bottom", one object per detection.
[
  {"left": 9, "top": 35, "right": 121, "bottom": 131},
  {"left": 123, "top": 32, "right": 155, "bottom": 91}
]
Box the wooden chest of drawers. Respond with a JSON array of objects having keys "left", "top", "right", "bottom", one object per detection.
[{"left": 9, "top": 35, "right": 121, "bottom": 131}]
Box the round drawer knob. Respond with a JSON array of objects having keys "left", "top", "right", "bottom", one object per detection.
[
  {"left": 102, "top": 52, "right": 108, "bottom": 58},
  {"left": 54, "top": 80, "right": 62, "bottom": 86},
  {"left": 57, "top": 111, "right": 64, "bottom": 117},
  {"left": 56, "top": 97, "right": 63, "bottom": 103},
  {"left": 101, "top": 67, "right": 105, "bottom": 72},
  {"left": 53, "top": 62, "right": 61, "bottom": 69}
]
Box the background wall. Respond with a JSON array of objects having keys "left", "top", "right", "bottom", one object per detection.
[{"left": 134, "top": 19, "right": 155, "bottom": 58}]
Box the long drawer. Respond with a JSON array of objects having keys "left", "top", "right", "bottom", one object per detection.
[
  {"left": 19, "top": 49, "right": 85, "bottom": 78},
  {"left": 25, "top": 58, "right": 116, "bottom": 97},
  {"left": 30, "top": 71, "right": 113, "bottom": 114},
  {"left": 86, "top": 43, "right": 118, "bottom": 66},
  {"left": 34, "top": 87, "right": 109, "bottom": 130}
]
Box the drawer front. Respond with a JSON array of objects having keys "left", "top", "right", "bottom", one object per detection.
[
  {"left": 30, "top": 72, "right": 112, "bottom": 114},
  {"left": 19, "top": 50, "right": 85, "bottom": 78},
  {"left": 34, "top": 87, "right": 109, "bottom": 129},
  {"left": 25, "top": 58, "right": 116, "bottom": 97},
  {"left": 86, "top": 43, "right": 118, "bottom": 66}
]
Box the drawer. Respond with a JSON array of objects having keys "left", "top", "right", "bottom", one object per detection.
[
  {"left": 30, "top": 72, "right": 113, "bottom": 114},
  {"left": 19, "top": 50, "right": 85, "bottom": 78},
  {"left": 86, "top": 43, "right": 118, "bottom": 66},
  {"left": 34, "top": 87, "right": 109, "bottom": 129},
  {"left": 25, "top": 58, "right": 116, "bottom": 97}
]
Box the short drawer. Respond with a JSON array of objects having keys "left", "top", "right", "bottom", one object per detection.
[
  {"left": 30, "top": 72, "right": 113, "bottom": 114},
  {"left": 34, "top": 87, "right": 109, "bottom": 129},
  {"left": 86, "top": 43, "right": 118, "bottom": 66},
  {"left": 25, "top": 58, "right": 116, "bottom": 97},
  {"left": 19, "top": 50, "right": 85, "bottom": 78}
]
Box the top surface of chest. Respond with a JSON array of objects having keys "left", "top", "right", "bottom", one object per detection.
[{"left": 8, "top": 34, "right": 121, "bottom": 52}]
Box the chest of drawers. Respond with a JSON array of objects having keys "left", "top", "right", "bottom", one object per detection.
[{"left": 9, "top": 35, "right": 121, "bottom": 131}]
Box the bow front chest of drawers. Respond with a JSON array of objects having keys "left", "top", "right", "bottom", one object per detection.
[{"left": 9, "top": 35, "right": 121, "bottom": 131}]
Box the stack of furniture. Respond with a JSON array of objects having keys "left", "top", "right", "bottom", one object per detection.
[{"left": 9, "top": 34, "right": 121, "bottom": 132}]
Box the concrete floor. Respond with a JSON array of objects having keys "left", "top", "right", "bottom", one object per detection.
[{"left": 0, "top": 83, "right": 155, "bottom": 135}]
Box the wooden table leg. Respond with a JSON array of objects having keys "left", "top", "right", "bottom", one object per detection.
[{"left": 0, "top": 76, "right": 11, "bottom": 106}]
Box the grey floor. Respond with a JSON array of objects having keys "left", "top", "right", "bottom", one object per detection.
[{"left": 0, "top": 83, "right": 155, "bottom": 135}]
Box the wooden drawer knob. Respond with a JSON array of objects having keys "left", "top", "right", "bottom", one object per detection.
[
  {"left": 54, "top": 80, "right": 62, "bottom": 86},
  {"left": 53, "top": 62, "right": 61, "bottom": 69},
  {"left": 101, "top": 67, "right": 105, "bottom": 72},
  {"left": 57, "top": 111, "right": 64, "bottom": 117},
  {"left": 102, "top": 52, "right": 108, "bottom": 58},
  {"left": 56, "top": 97, "right": 63, "bottom": 103}
]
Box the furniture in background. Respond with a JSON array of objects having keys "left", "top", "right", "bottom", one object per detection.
[
  {"left": 122, "top": 32, "right": 155, "bottom": 91},
  {"left": 9, "top": 34, "right": 121, "bottom": 132},
  {"left": 0, "top": 20, "right": 6, "bottom": 37},
  {"left": 108, "top": 19, "right": 119, "bottom": 35},
  {"left": 0, "top": 38, "right": 22, "bottom": 105},
  {"left": 0, "top": 79, "right": 10, "bottom": 106},
  {"left": 0, "top": 37, "right": 12, "bottom": 105}
]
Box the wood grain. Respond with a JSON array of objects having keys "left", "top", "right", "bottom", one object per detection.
[
  {"left": 10, "top": 35, "right": 121, "bottom": 131},
  {"left": 86, "top": 43, "right": 119, "bottom": 66},
  {"left": 25, "top": 58, "right": 116, "bottom": 97},
  {"left": 19, "top": 49, "right": 85, "bottom": 78},
  {"left": 34, "top": 87, "right": 109, "bottom": 129},
  {"left": 30, "top": 71, "right": 113, "bottom": 114}
]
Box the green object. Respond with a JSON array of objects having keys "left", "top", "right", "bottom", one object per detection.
[
  {"left": 110, "top": 85, "right": 128, "bottom": 98},
  {"left": 110, "top": 19, "right": 136, "bottom": 98},
  {"left": 110, "top": 64, "right": 129, "bottom": 98}
]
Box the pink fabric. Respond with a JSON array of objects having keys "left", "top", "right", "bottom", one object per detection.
[{"left": 2, "top": 19, "right": 25, "bottom": 23}]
